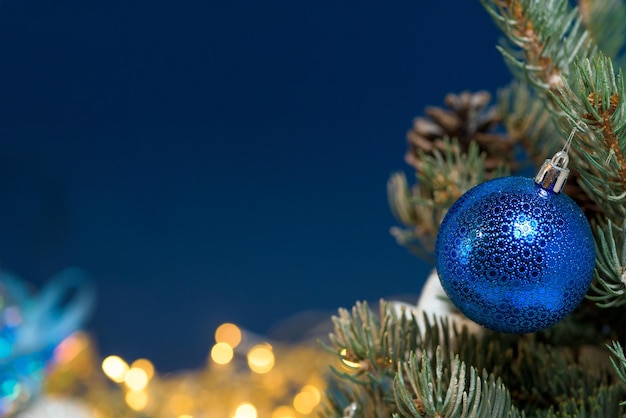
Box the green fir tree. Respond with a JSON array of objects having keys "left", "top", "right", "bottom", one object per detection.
[{"left": 321, "top": 0, "right": 626, "bottom": 416}]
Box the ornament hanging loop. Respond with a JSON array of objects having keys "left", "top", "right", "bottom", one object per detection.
[{"left": 534, "top": 128, "right": 576, "bottom": 193}]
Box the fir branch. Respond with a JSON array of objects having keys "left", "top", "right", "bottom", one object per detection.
[
  {"left": 321, "top": 301, "right": 465, "bottom": 417},
  {"left": 481, "top": 0, "right": 596, "bottom": 95},
  {"left": 578, "top": 0, "right": 626, "bottom": 66},
  {"left": 588, "top": 220, "right": 626, "bottom": 308},
  {"left": 539, "top": 385, "right": 626, "bottom": 417},
  {"left": 549, "top": 54, "right": 626, "bottom": 223},
  {"left": 392, "top": 347, "right": 522, "bottom": 418},
  {"left": 607, "top": 341, "right": 626, "bottom": 406},
  {"left": 388, "top": 138, "right": 509, "bottom": 258},
  {"left": 321, "top": 300, "right": 626, "bottom": 417}
]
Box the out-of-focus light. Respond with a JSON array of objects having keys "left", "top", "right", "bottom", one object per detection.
[
  {"left": 54, "top": 332, "right": 88, "bottom": 364},
  {"left": 125, "top": 367, "right": 149, "bottom": 391},
  {"left": 293, "top": 385, "right": 321, "bottom": 414},
  {"left": 131, "top": 358, "right": 155, "bottom": 380},
  {"left": 272, "top": 405, "right": 296, "bottom": 418},
  {"left": 102, "top": 355, "right": 129, "bottom": 383},
  {"left": 4, "top": 307, "right": 21, "bottom": 327},
  {"left": 178, "top": 415, "right": 193, "bottom": 418},
  {"left": 262, "top": 370, "right": 286, "bottom": 393},
  {"left": 169, "top": 394, "right": 194, "bottom": 415},
  {"left": 215, "top": 323, "right": 242, "bottom": 347},
  {"left": 302, "top": 385, "right": 321, "bottom": 404},
  {"left": 211, "top": 342, "right": 234, "bottom": 365},
  {"left": 234, "top": 403, "right": 257, "bottom": 418},
  {"left": 339, "top": 348, "right": 361, "bottom": 369},
  {"left": 247, "top": 344, "right": 274, "bottom": 374},
  {"left": 125, "top": 390, "right": 148, "bottom": 411}
]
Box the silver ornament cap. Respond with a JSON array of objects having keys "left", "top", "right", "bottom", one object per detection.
[{"left": 534, "top": 150, "right": 570, "bottom": 193}]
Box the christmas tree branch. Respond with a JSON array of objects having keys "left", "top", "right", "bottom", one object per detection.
[
  {"left": 588, "top": 220, "right": 626, "bottom": 308},
  {"left": 481, "top": 0, "right": 595, "bottom": 95},
  {"left": 483, "top": 0, "right": 626, "bottom": 310},
  {"left": 321, "top": 300, "right": 626, "bottom": 416},
  {"left": 388, "top": 138, "right": 508, "bottom": 258},
  {"left": 549, "top": 54, "right": 626, "bottom": 223},
  {"left": 392, "top": 347, "right": 521, "bottom": 418},
  {"left": 578, "top": 0, "right": 626, "bottom": 66},
  {"left": 607, "top": 341, "right": 626, "bottom": 405}
]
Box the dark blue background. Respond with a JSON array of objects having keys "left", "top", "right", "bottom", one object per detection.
[{"left": 0, "top": 1, "right": 509, "bottom": 371}]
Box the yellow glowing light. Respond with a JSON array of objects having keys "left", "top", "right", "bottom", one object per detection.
[
  {"left": 234, "top": 403, "right": 257, "bottom": 418},
  {"left": 302, "top": 385, "right": 321, "bottom": 404},
  {"left": 262, "top": 370, "right": 286, "bottom": 393},
  {"left": 169, "top": 394, "right": 194, "bottom": 415},
  {"left": 125, "top": 390, "right": 148, "bottom": 411},
  {"left": 247, "top": 344, "right": 274, "bottom": 374},
  {"left": 125, "top": 367, "right": 149, "bottom": 391},
  {"left": 102, "top": 355, "right": 129, "bottom": 383},
  {"left": 272, "top": 405, "right": 296, "bottom": 418},
  {"left": 339, "top": 348, "right": 361, "bottom": 369},
  {"left": 293, "top": 385, "right": 321, "bottom": 414},
  {"left": 131, "top": 358, "right": 155, "bottom": 380},
  {"left": 178, "top": 415, "right": 193, "bottom": 418},
  {"left": 215, "top": 322, "right": 242, "bottom": 347},
  {"left": 211, "top": 342, "right": 234, "bottom": 365}
]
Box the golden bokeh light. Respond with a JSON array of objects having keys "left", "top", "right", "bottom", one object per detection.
[
  {"left": 271, "top": 405, "right": 296, "bottom": 418},
  {"left": 102, "top": 355, "right": 129, "bottom": 383},
  {"left": 215, "top": 322, "right": 242, "bottom": 347},
  {"left": 131, "top": 358, "right": 155, "bottom": 380},
  {"left": 125, "top": 390, "right": 148, "bottom": 411},
  {"left": 178, "top": 415, "right": 193, "bottom": 418},
  {"left": 169, "top": 394, "right": 194, "bottom": 415},
  {"left": 125, "top": 367, "right": 149, "bottom": 391},
  {"left": 211, "top": 342, "right": 234, "bottom": 365},
  {"left": 234, "top": 402, "right": 257, "bottom": 418},
  {"left": 293, "top": 385, "right": 321, "bottom": 414},
  {"left": 262, "top": 370, "right": 286, "bottom": 394},
  {"left": 247, "top": 344, "right": 274, "bottom": 374}
]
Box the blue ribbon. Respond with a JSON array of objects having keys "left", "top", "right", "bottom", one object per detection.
[{"left": 1, "top": 268, "right": 96, "bottom": 362}]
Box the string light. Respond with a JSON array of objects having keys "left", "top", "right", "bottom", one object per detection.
[
  {"left": 125, "top": 367, "right": 149, "bottom": 391},
  {"left": 102, "top": 355, "right": 129, "bottom": 383},
  {"left": 169, "top": 394, "right": 194, "bottom": 415},
  {"left": 45, "top": 322, "right": 331, "bottom": 417},
  {"left": 131, "top": 358, "right": 155, "bottom": 380},
  {"left": 211, "top": 342, "right": 234, "bottom": 365},
  {"left": 271, "top": 405, "right": 296, "bottom": 418},
  {"left": 293, "top": 385, "right": 321, "bottom": 414},
  {"left": 247, "top": 344, "right": 274, "bottom": 374},
  {"left": 125, "top": 390, "right": 148, "bottom": 411},
  {"left": 215, "top": 323, "right": 242, "bottom": 347},
  {"left": 234, "top": 403, "right": 257, "bottom": 418}
]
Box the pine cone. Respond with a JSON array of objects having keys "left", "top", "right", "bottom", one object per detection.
[{"left": 406, "top": 91, "right": 514, "bottom": 171}]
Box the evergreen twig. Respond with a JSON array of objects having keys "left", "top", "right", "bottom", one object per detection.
[
  {"left": 321, "top": 300, "right": 626, "bottom": 417},
  {"left": 578, "top": 0, "right": 626, "bottom": 67},
  {"left": 588, "top": 220, "right": 626, "bottom": 308},
  {"left": 392, "top": 347, "right": 522, "bottom": 418},
  {"left": 481, "top": 0, "right": 596, "bottom": 98},
  {"left": 388, "top": 138, "right": 508, "bottom": 259}
]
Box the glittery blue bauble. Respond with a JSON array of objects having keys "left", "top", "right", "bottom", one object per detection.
[{"left": 435, "top": 176, "right": 595, "bottom": 334}]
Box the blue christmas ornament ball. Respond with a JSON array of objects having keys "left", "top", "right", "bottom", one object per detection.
[{"left": 435, "top": 176, "right": 596, "bottom": 334}]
